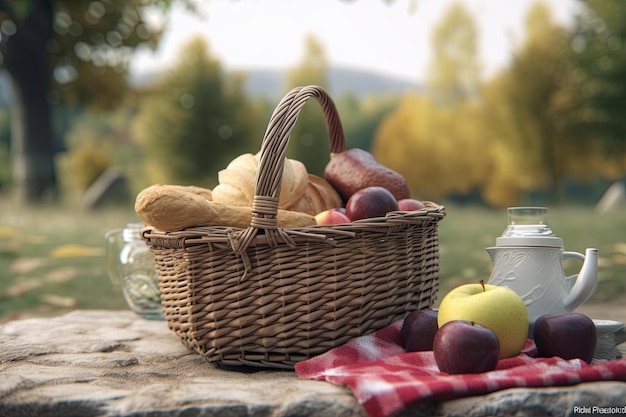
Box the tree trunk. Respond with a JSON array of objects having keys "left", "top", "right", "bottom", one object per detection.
[{"left": 4, "top": 0, "right": 57, "bottom": 203}]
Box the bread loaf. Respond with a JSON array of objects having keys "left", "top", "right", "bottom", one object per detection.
[
  {"left": 158, "top": 184, "right": 213, "bottom": 200},
  {"left": 135, "top": 184, "right": 316, "bottom": 232}
]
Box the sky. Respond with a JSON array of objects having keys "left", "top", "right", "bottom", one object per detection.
[{"left": 130, "top": 0, "right": 580, "bottom": 83}]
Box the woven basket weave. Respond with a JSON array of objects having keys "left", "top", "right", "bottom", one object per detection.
[{"left": 143, "top": 85, "right": 445, "bottom": 369}]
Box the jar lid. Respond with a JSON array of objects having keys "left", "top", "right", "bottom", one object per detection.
[{"left": 122, "top": 223, "right": 144, "bottom": 241}]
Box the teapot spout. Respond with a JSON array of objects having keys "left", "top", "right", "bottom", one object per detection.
[{"left": 563, "top": 248, "right": 598, "bottom": 310}]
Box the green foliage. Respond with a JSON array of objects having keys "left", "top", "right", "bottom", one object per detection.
[
  {"left": 477, "top": 3, "right": 572, "bottom": 203},
  {"left": 373, "top": 3, "right": 489, "bottom": 203},
  {"left": 372, "top": 93, "right": 491, "bottom": 202},
  {"left": 286, "top": 35, "right": 331, "bottom": 176},
  {"left": 132, "top": 37, "right": 257, "bottom": 186},
  {"left": 48, "top": 0, "right": 171, "bottom": 109},
  {"left": 0, "top": 0, "right": 174, "bottom": 109},
  {"left": 0, "top": 0, "right": 180, "bottom": 203},
  {"left": 4, "top": 0, "right": 626, "bottom": 207},
  {"left": 336, "top": 92, "right": 402, "bottom": 151},
  {"left": 56, "top": 106, "right": 152, "bottom": 200},
  {"left": 63, "top": 139, "right": 112, "bottom": 192},
  {"left": 373, "top": 1, "right": 626, "bottom": 207},
  {"left": 480, "top": 2, "right": 625, "bottom": 205},
  {"left": 0, "top": 142, "right": 10, "bottom": 189},
  {"left": 427, "top": 2, "right": 481, "bottom": 105},
  {"left": 0, "top": 108, "right": 9, "bottom": 187},
  {"left": 565, "top": 0, "right": 626, "bottom": 155}
]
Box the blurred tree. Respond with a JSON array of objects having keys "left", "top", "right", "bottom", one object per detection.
[
  {"left": 480, "top": 72, "right": 528, "bottom": 207},
  {"left": 563, "top": 0, "right": 626, "bottom": 160},
  {"left": 427, "top": 2, "right": 481, "bottom": 105},
  {"left": 57, "top": 106, "right": 137, "bottom": 197},
  {"left": 132, "top": 37, "right": 256, "bottom": 186},
  {"left": 64, "top": 136, "right": 112, "bottom": 193},
  {"left": 373, "top": 2, "right": 489, "bottom": 202},
  {"left": 373, "top": 93, "right": 490, "bottom": 202},
  {"left": 373, "top": 93, "right": 442, "bottom": 199},
  {"left": 0, "top": 108, "right": 9, "bottom": 188},
  {"left": 0, "top": 0, "right": 193, "bottom": 203},
  {"left": 490, "top": 3, "right": 583, "bottom": 202},
  {"left": 336, "top": 92, "right": 402, "bottom": 151},
  {"left": 285, "top": 35, "right": 330, "bottom": 176}
]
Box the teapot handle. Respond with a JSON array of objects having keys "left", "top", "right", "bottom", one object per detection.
[
  {"left": 563, "top": 251, "right": 585, "bottom": 284},
  {"left": 563, "top": 248, "right": 599, "bottom": 311}
]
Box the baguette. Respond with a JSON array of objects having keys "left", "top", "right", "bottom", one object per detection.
[
  {"left": 135, "top": 184, "right": 316, "bottom": 232},
  {"left": 158, "top": 184, "right": 213, "bottom": 200}
]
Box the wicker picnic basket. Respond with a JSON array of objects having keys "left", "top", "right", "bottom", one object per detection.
[{"left": 142, "top": 85, "right": 445, "bottom": 369}]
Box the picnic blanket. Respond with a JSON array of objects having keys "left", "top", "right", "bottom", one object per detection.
[{"left": 295, "top": 319, "right": 626, "bottom": 417}]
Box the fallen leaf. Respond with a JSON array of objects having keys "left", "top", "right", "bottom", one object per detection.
[
  {"left": 10, "top": 257, "right": 48, "bottom": 274},
  {"left": 44, "top": 267, "right": 78, "bottom": 283},
  {"left": 611, "top": 242, "right": 626, "bottom": 255},
  {"left": 49, "top": 244, "right": 103, "bottom": 258},
  {"left": 0, "top": 226, "right": 20, "bottom": 238},
  {"left": 40, "top": 294, "right": 77, "bottom": 308},
  {"left": 7, "top": 277, "right": 44, "bottom": 296},
  {"left": 610, "top": 253, "right": 626, "bottom": 266}
]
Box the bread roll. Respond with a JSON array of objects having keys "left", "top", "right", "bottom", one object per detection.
[
  {"left": 286, "top": 174, "right": 342, "bottom": 215},
  {"left": 212, "top": 152, "right": 309, "bottom": 209},
  {"left": 212, "top": 153, "right": 342, "bottom": 215}
]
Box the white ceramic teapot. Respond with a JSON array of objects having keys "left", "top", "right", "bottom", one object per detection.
[{"left": 486, "top": 207, "right": 598, "bottom": 322}]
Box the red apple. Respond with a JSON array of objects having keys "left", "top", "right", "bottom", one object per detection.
[
  {"left": 402, "top": 309, "right": 438, "bottom": 352},
  {"left": 533, "top": 313, "right": 596, "bottom": 363},
  {"left": 397, "top": 198, "right": 425, "bottom": 211},
  {"left": 315, "top": 208, "right": 351, "bottom": 225},
  {"left": 345, "top": 186, "right": 398, "bottom": 221},
  {"left": 433, "top": 320, "right": 500, "bottom": 374}
]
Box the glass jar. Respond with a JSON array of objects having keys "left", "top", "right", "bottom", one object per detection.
[
  {"left": 105, "top": 223, "right": 163, "bottom": 320},
  {"left": 501, "top": 207, "right": 555, "bottom": 238}
]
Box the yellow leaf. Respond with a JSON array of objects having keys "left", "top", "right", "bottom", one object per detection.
[
  {"left": 49, "top": 244, "right": 103, "bottom": 258},
  {"left": 0, "top": 226, "right": 20, "bottom": 238}
]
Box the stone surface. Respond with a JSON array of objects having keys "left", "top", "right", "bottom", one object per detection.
[{"left": 1, "top": 310, "right": 625, "bottom": 417}]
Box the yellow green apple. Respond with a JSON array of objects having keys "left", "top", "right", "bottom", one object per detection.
[{"left": 437, "top": 281, "right": 529, "bottom": 358}]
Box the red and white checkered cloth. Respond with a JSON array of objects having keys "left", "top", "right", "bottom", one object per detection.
[{"left": 295, "top": 320, "right": 626, "bottom": 417}]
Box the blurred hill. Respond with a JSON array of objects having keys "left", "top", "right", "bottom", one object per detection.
[
  {"left": 245, "top": 66, "right": 422, "bottom": 98},
  {"left": 1, "top": 66, "right": 420, "bottom": 107},
  {"left": 129, "top": 66, "right": 422, "bottom": 98}
]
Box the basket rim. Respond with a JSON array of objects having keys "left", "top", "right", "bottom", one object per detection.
[{"left": 142, "top": 202, "right": 445, "bottom": 250}]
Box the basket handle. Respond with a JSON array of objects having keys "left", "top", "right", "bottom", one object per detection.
[{"left": 232, "top": 85, "right": 345, "bottom": 253}]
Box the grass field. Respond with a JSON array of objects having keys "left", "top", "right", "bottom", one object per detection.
[{"left": 1, "top": 201, "right": 625, "bottom": 322}]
